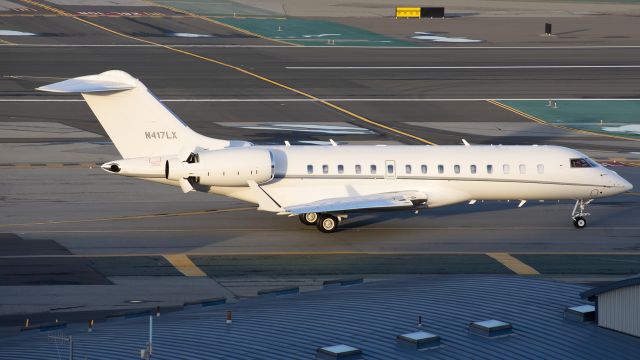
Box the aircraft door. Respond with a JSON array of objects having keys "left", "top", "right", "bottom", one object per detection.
[{"left": 385, "top": 160, "right": 396, "bottom": 179}]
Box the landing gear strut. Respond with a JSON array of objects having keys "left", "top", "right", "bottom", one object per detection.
[
  {"left": 299, "top": 212, "right": 319, "bottom": 226},
  {"left": 572, "top": 199, "right": 592, "bottom": 229}
]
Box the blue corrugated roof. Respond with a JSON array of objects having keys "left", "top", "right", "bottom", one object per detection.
[
  {"left": 581, "top": 275, "right": 640, "bottom": 300},
  {"left": 1, "top": 276, "right": 640, "bottom": 359}
]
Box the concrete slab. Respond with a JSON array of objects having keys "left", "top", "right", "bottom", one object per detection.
[{"left": 0, "top": 121, "right": 101, "bottom": 139}]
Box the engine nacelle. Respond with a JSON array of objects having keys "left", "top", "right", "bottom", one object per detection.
[
  {"left": 101, "top": 156, "right": 166, "bottom": 178},
  {"left": 165, "top": 147, "right": 274, "bottom": 187}
]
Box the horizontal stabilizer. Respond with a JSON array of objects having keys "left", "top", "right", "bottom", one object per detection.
[{"left": 36, "top": 71, "right": 136, "bottom": 93}]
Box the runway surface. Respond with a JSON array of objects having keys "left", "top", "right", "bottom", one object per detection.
[{"left": 1, "top": 2, "right": 639, "bottom": 330}]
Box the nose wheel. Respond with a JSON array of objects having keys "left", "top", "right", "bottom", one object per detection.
[{"left": 571, "top": 199, "right": 592, "bottom": 229}]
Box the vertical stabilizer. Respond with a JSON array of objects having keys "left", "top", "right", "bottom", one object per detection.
[{"left": 38, "top": 70, "right": 233, "bottom": 158}]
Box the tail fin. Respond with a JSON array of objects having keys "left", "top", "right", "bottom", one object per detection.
[{"left": 38, "top": 70, "right": 237, "bottom": 158}]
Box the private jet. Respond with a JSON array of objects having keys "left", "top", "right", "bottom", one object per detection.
[{"left": 38, "top": 71, "right": 633, "bottom": 233}]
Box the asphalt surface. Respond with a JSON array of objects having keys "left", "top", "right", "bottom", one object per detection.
[{"left": 1, "top": 5, "right": 639, "bottom": 330}]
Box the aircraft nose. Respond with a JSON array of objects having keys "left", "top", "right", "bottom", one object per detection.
[{"left": 622, "top": 178, "right": 633, "bottom": 192}]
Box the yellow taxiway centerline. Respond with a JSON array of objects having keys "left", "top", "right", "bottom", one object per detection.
[
  {"left": 486, "top": 252, "right": 540, "bottom": 275},
  {"left": 163, "top": 254, "right": 207, "bottom": 277},
  {"left": 21, "top": 0, "right": 435, "bottom": 145}
]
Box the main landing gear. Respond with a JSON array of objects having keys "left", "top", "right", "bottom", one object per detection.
[
  {"left": 571, "top": 199, "right": 592, "bottom": 229},
  {"left": 298, "top": 212, "right": 341, "bottom": 233}
]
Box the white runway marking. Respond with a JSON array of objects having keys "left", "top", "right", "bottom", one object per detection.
[
  {"left": 411, "top": 32, "right": 482, "bottom": 43},
  {"left": 287, "top": 65, "right": 640, "bottom": 70}
]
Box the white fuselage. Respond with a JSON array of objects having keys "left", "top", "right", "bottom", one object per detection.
[{"left": 201, "top": 145, "right": 631, "bottom": 210}]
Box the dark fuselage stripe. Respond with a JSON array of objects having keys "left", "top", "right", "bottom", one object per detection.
[{"left": 271, "top": 175, "right": 611, "bottom": 188}]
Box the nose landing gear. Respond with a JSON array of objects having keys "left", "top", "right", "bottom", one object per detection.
[{"left": 571, "top": 199, "right": 592, "bottom": 229}]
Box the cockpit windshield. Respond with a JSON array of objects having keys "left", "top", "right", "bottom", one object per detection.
[{"left": 570, "top": 158, "right": 598, "bottom": 168}]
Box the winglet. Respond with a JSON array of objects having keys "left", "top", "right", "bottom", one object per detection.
[
  {"left": 462, "top": 139, "right": 470, "bottom": 146},
  {"left": 247, "top": 180, "right": 283, "bottom": 212}
]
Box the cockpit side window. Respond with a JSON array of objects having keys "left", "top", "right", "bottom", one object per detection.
[{"left": 570, "top": 158, "right": 593, "bottom": 168}]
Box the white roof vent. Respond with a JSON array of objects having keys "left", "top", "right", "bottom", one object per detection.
[
  {"left": 316, "top": 344, "right": 362, "bottom": 359},
  {"left": 469, "top": 319, "right": 513, "bottom": 337},
  {"left": 397, "top": 330, "right": 441, "bottom": 349},
  {"left": 565, "top": 304, "right": 595, "bottom": 322}
]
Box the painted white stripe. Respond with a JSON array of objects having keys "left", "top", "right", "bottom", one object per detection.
[
  {"left": 2, "top": 44, "right": 640, "bottom": 49},
  {"left": 287, "top": 65, "right": 640, "bottom": 70},
  {"left": 1, "top": 98, "right": 639, "bottom": 102}
]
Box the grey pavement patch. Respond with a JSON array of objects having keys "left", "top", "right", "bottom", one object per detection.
[
  {"left": 87, "top": 256, "right": 182, "bottom": 277},
  {"left": 215, "top": 122, "right": 376, "bottom": 135},
  {"left": 0, "top": 143, "right": 117, "bottom": 163},
  {"left": 514, "top": 254, "right": 640, "bottom": 274},
  {"left": 0, "top": 122, "right": 101, "bottom": 139},
  {"left": 191, "top": 254, "right": 511, "bottom": 276},
  {"left": 0, "top": 257, "right": 111, "bottom": 286},
  {"left": 0, "top": 276, "right": 232, "bottom": 317},
  {"left": 406, "top": 121, "right": 581, "bottom": 137},
  {"left": 0, "top": 233, "right": 70, "bottom": 256}
]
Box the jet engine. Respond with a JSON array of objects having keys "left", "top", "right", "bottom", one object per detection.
[{"left": 165, "top": 147, "right": 274, "bottom": 191}]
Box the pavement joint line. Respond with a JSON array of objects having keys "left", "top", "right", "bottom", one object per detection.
[
  {"left": 5, "top": 44, "right": 640, "bottom": 49},
  {"left": 487, "top": 100, "right": 640, "bottom": 142},
  {"left": 3, "top": 98, "right": 640, "bottom": 102},
  {"left": 287, "top": 65, "right": 640, "bottom": 70},
  {"left": 19, "top": 0, "right": 436, "bottom": 146},
  {"left": 7, "top": 226, "right": 640, "bottom": 234},
  {"left": 0, "top": 207, "right": 255, "bottom": 227},
  {"left": 163, "top": 254, "right": 207, "bottom": 277},
  {"left": 146, "top": 1, "right": 297, "bottom": 46},
  {"left": 486, "top": 252, "right": 540, "bottom": 275},
  {"left": 2, "top": 251, "right": 640, "bottom": 259}
]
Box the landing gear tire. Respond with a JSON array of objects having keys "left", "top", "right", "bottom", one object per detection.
[
  {"left": 299, "top": 212, "right": 319, "bottom": 226},
  {"left": 571, "top": 199, "right": 592, "bottom": 229},
  {"left": 317, "top": 214, "right": 339, "bottom": 233},
  {"left": 573, "top": 216, "right": 586, "bottom": 229}
]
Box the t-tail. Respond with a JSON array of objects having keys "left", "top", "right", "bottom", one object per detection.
[
  {"left": 38, "top": 70, "right": 256, "bottom": 193},
  {"left": 37, "top": 70, "right": 249, "bottom": 158}
]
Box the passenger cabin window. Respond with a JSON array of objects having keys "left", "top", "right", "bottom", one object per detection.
[
  {"left": 307, "top": 165, "right": 313, "bottom": 174},
  {"left": 405, "top": 165, "right": 412, "bottom": 174},
  {"left": 537, "top": 164, "right": 544, "bottom": 174},
  {"left": 322, "top": 164, "right": 329, "bottom": 174},
  {"left": 355, "top": 164, "right": 362, "bottom": 174},
  {"left": 438, "top": 165, "right": 444, "bottom": 174},
  {"left": 519, "top": 164, "right": 526, "bottom": 174},
  {"left": 503, "top": 164, "right": 510, "bottom": 174},
  {"left": 454, "top": 165, "right": 460, "bottom": 174},
  {"left": 370, "top": 165, "right": 377, "bottom": 174},
  {"left": 421, "top": 165, "right": 427, "bottom": 174},
  {"left": 470, "top": 165, "right": 477, "bottom": 174},
  {"left": 570, "top": 158, "right": 594, "bottom": 168},
  {"left": 487, "top": 165, "right": 493, "bottom": 174},
  {"left": 387, "top": 164, "right": 394, "bottom": 174},
  {"left": 337, "top": 165, "right": 344, "bottom": 174}
]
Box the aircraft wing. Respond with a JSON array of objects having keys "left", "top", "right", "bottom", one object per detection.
[{"left": 283, "top": 191, "right": 427, "bottom": 215}]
